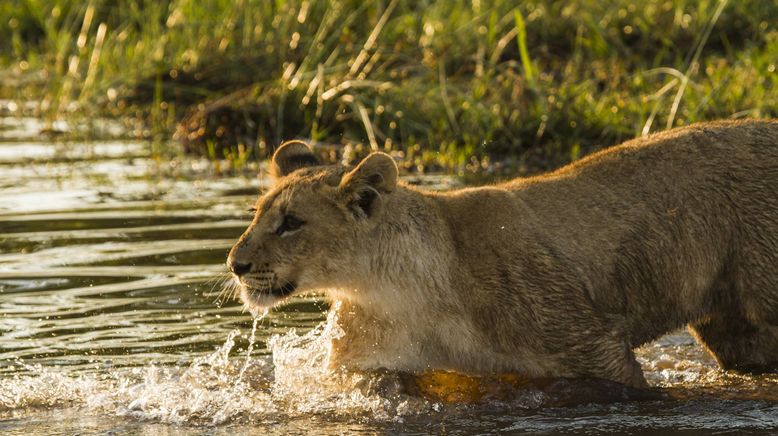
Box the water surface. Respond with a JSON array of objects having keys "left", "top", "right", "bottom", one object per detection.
[{"left": 1, "top": 138, "right": 777, "bottom": 434}]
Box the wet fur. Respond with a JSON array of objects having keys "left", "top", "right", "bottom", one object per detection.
[{"left": 229, "top": 120, "right": 778, "bottom": 388}]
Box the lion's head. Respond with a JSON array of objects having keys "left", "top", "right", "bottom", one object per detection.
[{"left": 226, "top": 141, "right": 399, "bottom": 310}]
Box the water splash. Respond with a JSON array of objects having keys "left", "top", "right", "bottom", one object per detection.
[
  {"left": 0, "top": 305, "right": 431, "bottom": 426},
  {"left": 0, "top": 361, "right": 106, "bottom": 411},
  {"left": 237, "top": 310, "right": 267, "bottom": 384},
  {"left": 264, "top": 302, "right": 430, "bottom": 420}
]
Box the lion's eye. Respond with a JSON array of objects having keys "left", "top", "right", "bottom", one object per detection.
[{"left": 277, "top": 215, "right": 305, "bottom": 236}]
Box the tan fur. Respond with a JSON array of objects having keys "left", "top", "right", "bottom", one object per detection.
[{"left": 227, "top": 120, "right": 778, "bottom": 388}]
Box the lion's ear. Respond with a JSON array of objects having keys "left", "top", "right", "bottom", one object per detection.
[
  {"left": 339, "top": 152, "right": 398, "bottom": 218},
  {"left": 270, "top": 140, "right": 319, "bottom": 179}
]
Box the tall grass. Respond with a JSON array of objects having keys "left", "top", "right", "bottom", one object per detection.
[{"left": 2, "top": 0, "right": 776, "bottom": 173}]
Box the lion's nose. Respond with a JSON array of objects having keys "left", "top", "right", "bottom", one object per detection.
[{"left": 229, "top": 260, "right": 252, "bottom": 276}]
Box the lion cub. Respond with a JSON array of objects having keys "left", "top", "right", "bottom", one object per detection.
[{"left": 228, "top": 120, "right": 778, "bottom": 388}]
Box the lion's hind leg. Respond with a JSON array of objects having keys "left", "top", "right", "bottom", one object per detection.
[{"left": 690, "top": 312, "right": 778, "bottom": 373}]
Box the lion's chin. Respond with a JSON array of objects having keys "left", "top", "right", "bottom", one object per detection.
[{"left": 239, "top": 281, "right": 297, "bottom": 311}]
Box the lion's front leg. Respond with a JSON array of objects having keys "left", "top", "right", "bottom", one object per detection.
[
  {"left": 326, "top": 300, "right": 395, "bottom": 372},
  {"left": 558, "top": 329, "right": 649, "bottom": 389}
]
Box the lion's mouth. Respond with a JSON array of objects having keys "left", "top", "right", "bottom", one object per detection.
[
  {"left": 238, "top": 278, "right": 297, "bottom": 308},
  {"left": 268, "top": 281, "right": 296, "bottom": 297}
]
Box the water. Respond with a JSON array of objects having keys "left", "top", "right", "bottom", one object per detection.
[{"left": 1, "top": 138, "right": 777, "bottom": 434}]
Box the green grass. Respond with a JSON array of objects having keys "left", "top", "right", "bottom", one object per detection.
[{"left": 1, "top": 0, "right": 776, "bottom": 174}]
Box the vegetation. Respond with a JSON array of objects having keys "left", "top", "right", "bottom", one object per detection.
[{"left": 1, "top": 0, "right": 776, "bottom": 174}]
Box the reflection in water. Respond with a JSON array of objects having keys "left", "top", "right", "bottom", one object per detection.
[{"left": 0, "top": 140, "right": 777, "bottom": 434}]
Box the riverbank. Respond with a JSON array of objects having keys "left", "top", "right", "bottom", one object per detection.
[{"left": 1, "top": 1, "right": 776, "bottom": 174}]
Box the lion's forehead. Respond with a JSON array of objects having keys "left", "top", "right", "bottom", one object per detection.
[
  {"left": 292, "top": 164, "right": 347, "bottom": 181},
  {"left": 255, "top": 166, "right": 346, "bottom": 214}
]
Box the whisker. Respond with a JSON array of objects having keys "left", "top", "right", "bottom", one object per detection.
[
  {"left": 203, "top": 273, "right": 228, "bottom": 298},
  {"left": 203, "top": 271, "right": 230, "bottom": 296},
  {"left": 207, "top": 272, "right": 240, "bottom": 307}
]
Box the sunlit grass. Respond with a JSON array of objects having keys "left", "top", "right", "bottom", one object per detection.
[{"left": 1, "top": 0, "right": 776, "bottom": 173}]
